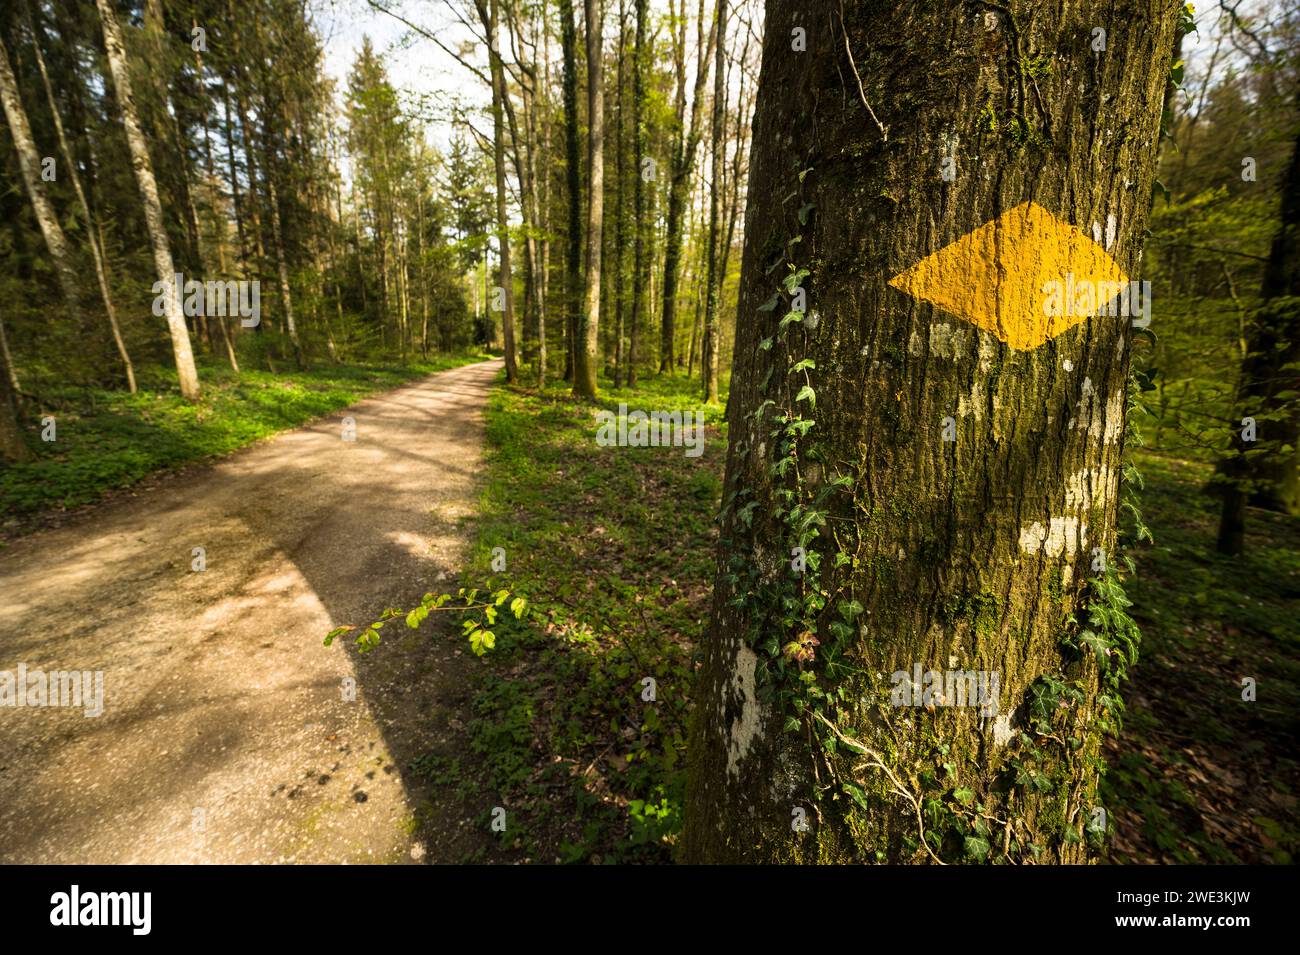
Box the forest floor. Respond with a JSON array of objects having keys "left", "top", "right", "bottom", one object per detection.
[
  {"left": 1105, "top": 451, "right": 1300, "bottom": 864},
  {"left": 428, "top": 378, "right": 1299, "bottom": 865},
  {"left": 0, "top": 358, "right": 503, "bottom": 863}
]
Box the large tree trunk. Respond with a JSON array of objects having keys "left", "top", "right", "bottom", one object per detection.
[
  {"left": 573, "top": 0, "right": 605, "bottom": 398},
  {"left": 684, "top": 0, "right": 1181, "bottom": 864},
  {"left": 487, "top": 0, "right": 518, "bottom": 382},
  {"left": 95, "top": 0, "right": 201, "bottom": 400},
  {"left": 1217, "top": 87, "right": 1300, "bottom": 553}
]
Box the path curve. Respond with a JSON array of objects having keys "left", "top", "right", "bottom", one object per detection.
[{"left": 0, "top": 359, "right": 503, "bottom": 863}]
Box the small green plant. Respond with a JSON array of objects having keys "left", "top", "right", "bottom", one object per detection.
[{"left": 324, "top": 587, "right": 528, "bottom": 655}]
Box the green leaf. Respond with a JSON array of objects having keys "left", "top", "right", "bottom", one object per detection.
[
  {"left": 796, "top": 385, "right": 815, "bottom": 407},
  {"left": 843, "top": 782, "right": 870, "bottom": 810},
  {"left": 324, "top": 625, "right": 353, "bottom": 647}
]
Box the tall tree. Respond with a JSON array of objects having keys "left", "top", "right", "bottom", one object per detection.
[
  {"left": 94, "top": 0, "right": 200, "bottom": 399},
  {"left": 660, "top": 0, "right": 713, "bottom": 373},
  {"left": 684, "top": 0, "right": 1183, "bottom": 863},
  {"left": 484, "top": 0, "right": 518, "bottom": 382},
  {"left": 627, "top": 0, "right": 649, "bottom": 386},
  {"left": 559, "top": 0, "right": 583, "bottom": 381},
  {"left": 0, "top": 32, "right": 90, "bottom": 343},
  {"left": 23, "top": 0, "right": 137, "bottom": 392},
  {"left": 698, "top": 0, "right": 725, "bottom": 402},
  {"left": 573, "top": 0, "right": 605, "bottom": 398}
]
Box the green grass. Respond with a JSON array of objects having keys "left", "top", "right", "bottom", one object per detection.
[
  {"left": 0, "top": 352, "right": 492, "bottom": 524},
  {"left": 422, "top": 371, "right": 726, "bottom": 863}
]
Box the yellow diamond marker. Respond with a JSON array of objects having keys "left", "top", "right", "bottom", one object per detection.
[{"left": 888, "top": 201, "right": 1128, "bottom": 351}]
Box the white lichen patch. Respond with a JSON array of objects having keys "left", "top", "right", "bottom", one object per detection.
[
  {"left": 959, "top": 373, "right": 991, "bottom": 421},
  {"left": 1071, "top": 378, "right": 1125, "bottom": 445},
  {"left": 992, "top": 710, "right": 1016, "bottom": 747},
  {"left": 1064, "top": 465, "right": 1117, "bottom": 512},
  {"left": 907, "top": 323, "right": 972, "bottom": 361},
  {"left": 1018, "top": 516, "right": 1087, "bottom": 557},
  {"left": 725, "top": 644, "right": 764, "bottom": 778}
]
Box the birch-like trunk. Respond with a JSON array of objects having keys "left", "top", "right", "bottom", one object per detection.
[
  {"left": 573, "top": 0, "right": 605, "bottom": 398},
  {"left": 94, "top": 0, "right": 200, "bottom": 399}
]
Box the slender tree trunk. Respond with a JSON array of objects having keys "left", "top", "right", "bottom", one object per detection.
[
  {"left": 0, "top": 34, "right": 91, "bottom": 333},
  {"left": 193, "top": 36, "right": 240, "bottom": 374},
  {"left": 660, "top": 0, "right": 714, "bottom": 374},
  {"left": 574, "top": 0, "right": 605, "bottom": 398},
  {"left": 628, "top": 0, "right": 649, "bottom": 387},
  {"left": 684, "top": 0, "right": 1181, "bottom": 864},
  {"left": 94, "top": 0, "right": 201, "bottom": 399},
  {"left": 24, "top": 1, "right": 137, "bottom": 392},
  {"left": 612, "top": 0, "right": 628, "bottom": 388},
  {"left": 264, "top": 161, "right": 304, "bottom": 368},
  {"left": 0, "top": 316, "right": 20, "bottom": 398},
  {"left": 486, "top": 0, "right": 518, "bottom": 381},
  {"left": 699, "top": 0, "right": 726, "bottom": 403},
  {"left": 559, "top": 0, "right": 582, "bottom": 381},
  {"left": 0, "top": 314, "right": 27, "bottom": 463}
]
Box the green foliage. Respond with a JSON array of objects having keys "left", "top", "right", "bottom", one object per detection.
[{"left": 398, "top": 371, "right": 723, "bottom": 862}]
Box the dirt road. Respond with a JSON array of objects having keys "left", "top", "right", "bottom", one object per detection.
[{"left": 0, "top": 359, "right": 503, "bottom": 863}]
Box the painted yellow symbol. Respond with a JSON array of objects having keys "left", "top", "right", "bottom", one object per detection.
[{"left": 888, "top": 201, "right": 1128, "bottom": 351}]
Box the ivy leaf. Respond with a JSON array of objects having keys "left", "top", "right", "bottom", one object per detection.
[
  {"left": 842, "top": 782, "right": 870, "bottom": 810},
  {"left": 963, "top": 835, "right": 991, "bottom": 861},
  {"left": 796, "top": 385, "right": 816, "bottom": 407},
  {"left": 758, "top": 293, "right": 781, "bottom": 312},
  {"left": 791, "top": 358, "right": 816, "bottom": 373},
  {"left": 837, "top": 599, "right": 864, "bottom": 622}
]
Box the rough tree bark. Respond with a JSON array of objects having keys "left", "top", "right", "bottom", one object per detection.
[
  {"left": 95, "top": 0, "right": 201, "bottom": 399},
  {"left": 684, "top": 0, "right": 1181, "bottom": 863},
  {"left": 573, "top": 0, "right": 605, "bottom": 398}
]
